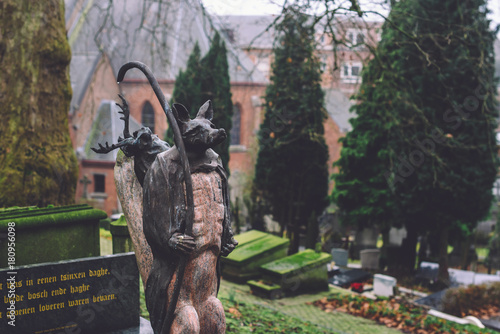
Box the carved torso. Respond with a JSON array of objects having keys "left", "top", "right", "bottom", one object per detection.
[
  {"left": 169, "top": 170, "right": 224, "bottom": 310},
  {"left": 191, "top": 171, "right": 225, "bottom": 252}
]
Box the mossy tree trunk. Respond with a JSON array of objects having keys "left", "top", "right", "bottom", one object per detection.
[{"left": 0, "top": 1, "right": 78, "bottom": 207}]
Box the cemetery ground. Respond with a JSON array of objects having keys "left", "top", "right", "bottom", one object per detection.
[{"left": 98, "top": 228, "right": 500, "bottom": 333}]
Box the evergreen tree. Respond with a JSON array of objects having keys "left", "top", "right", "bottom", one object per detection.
[
  {"left": 199, "top": 32, "right": 233, "bottom": 174},
  {"left": 333, "top": 0, "right": 498, "bottom": 280},
  {"left": 168, "top": 33, "right": 233, "bottom": 173},
  {"left": 0, "top": 0, "right": 78, "bottom": 207},
  {"left": 305, "top": 211, "right": 319, "bottom": 250},
  {"left": 166, "top": 43, "right": 203, "bottom": 145},
  {"left": 172, "top": 43, "right": 203, "bottom": 117},
  {"left": 255, "top": 8, "right": 329, "bottom": 254}
]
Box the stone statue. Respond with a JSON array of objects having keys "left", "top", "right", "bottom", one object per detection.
[{"left": 93, "top": 61, "right": 238, "bottom": 333}]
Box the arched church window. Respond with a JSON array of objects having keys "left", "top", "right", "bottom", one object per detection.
[{"left": 142, "top": 101, "right": 155, "bottom": 133}]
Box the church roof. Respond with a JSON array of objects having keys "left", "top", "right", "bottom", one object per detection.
[
  {"left": 65, "top": 0, "right": 268, "bottom": 117},
  {"left": 81, "top": 100, "right": 143, "bottom": 162}
]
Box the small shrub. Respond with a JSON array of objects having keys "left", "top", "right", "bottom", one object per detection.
[{"left": 442, "top": 282, "right": 500, "bottom": 317}]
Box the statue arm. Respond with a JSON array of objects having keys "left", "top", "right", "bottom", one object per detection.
[{"left": 219, "top": 168, "right": 238, "bottom": 257}]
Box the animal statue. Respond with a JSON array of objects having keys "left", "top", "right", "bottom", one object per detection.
[
  {"left": 143, "top": 101, "right": 237, "bottom": 333},
  {"left": 92, "top": 61, "right": 238, "bottom": 334},
  {"left": 92, "top": 94, "right": 170, "bottom": 186}
]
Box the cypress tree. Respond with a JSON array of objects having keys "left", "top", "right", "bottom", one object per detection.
[
  {"left": 168, "top": 33, "right": 233, "bottom": 174},
  {"left": 255, "top": 8, "right": 329, "bottom": 254},
  {"left": 199, "top": 32, "right": 233, "bottom": 174},
  {"left": 166, "top": 43, "right": 203, "bottom": 145},
  {"left": 333, "top": 0, "right": 498, "bottom": 279},
  {"left": 391, "top": 0, "right": 498, "bottom": 281}
]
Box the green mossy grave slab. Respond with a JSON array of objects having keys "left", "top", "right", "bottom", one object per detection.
[
  {"left": 0, "top": 204, "right": 106, "bottom": 268},
  {"left": 247, "top": 279, "right": 284, "bottom": 299},
  {"left": 255, "top": 249, "right": 332, "bottom": 297},
  {"left": 221, "top": 230, "right": 289, "bottom": 283}
]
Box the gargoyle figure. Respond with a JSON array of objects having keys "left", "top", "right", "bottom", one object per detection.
[
  {"left": 91, "top": 95, "right": 170, "bottom": 186},
  {"left": 106, "top": 61, "right": 238, "bottom": 334},
  {"left": 143, "top": 100, "right": 238, "bottom": 333}
]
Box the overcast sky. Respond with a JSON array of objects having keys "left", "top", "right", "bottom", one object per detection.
[{"left": 203, "top": 0, "right": 500, "bottom": 27}]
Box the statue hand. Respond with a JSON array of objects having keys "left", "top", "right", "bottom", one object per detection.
[
  {"left": 169, "top": 233, "right": 195, "bottom": 255},
  {"left": 220, "top": 237, "right": 238, "bottom": 257}
]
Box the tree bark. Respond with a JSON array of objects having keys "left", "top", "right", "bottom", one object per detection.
[
  {"left": 399, "top": 224, "right": 418, "bottom": 272},
  {"left": 0, "top": 1, "right": 78, "bottom": 207},
  {"left": 438, "top": 226, "right": 450, "bottom": 283},
  {"left": 289, "top": 220, "right": 301, "bottom": 255}
]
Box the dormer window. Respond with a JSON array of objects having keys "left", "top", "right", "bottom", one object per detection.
[
  {"left": 341, "top": 62, "right": 362, "bottom": 83},
  {"left": 346, "top": 29, "right": 366, "bottom": 48}
]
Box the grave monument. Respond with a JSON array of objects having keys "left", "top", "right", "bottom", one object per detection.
[{"left": 94, "top": 61, "right": 238, "bottom": 333}]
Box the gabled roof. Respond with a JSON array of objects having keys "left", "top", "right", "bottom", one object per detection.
[
  {"left": 65, "top": 0, "right": 267, "bottom": 116},
  {"left": 81, "top": 100, "right": 142, "bottom": 162},
  {"left": 217, "top": 15, "right": 277, "bottom": 49}
]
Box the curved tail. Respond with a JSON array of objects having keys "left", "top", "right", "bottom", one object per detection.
[
  {"left": 117, "top": 61, "right": 194, "bottom": 334},
  {"left": 117, "top": 61, "right": 171, "bottom": 115}
]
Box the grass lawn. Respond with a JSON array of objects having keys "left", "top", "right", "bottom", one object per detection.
[{"left": 224, "top": 298, "right": 329, "bottom": 333}]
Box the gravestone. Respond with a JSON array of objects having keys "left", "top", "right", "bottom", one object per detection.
[
  {"left": 248, "top": 249, "right": 332, "bottom": 298},
  {"left": 329, "top": 268, "right": 372, "bottom": 288},
  {"left": 0, "top": 204, "right": 105, "bottom": 267},
  {"left": 353, "top": 227, "right": 378, "bottom": 259},
  {"left": 80, "top": 175, "right": 92, "bottom": 199},
  {"left": 0, "top": 253, "right": 140, "bottom": 333},
  {"left": 331, "top": 248, "right": 348, "bottom": 267},
  {"left": 222, "top": 230, "right": 289, "bottom": 283},
  {"left": 355, "top": 227, "right": 378, "bottom": 249},
  {"left": 360, "top": 249, "right": 380, "bottom": 270},
  {"left": 110, "top": 216, "right": 134, "bottom": 254},
  {"left": 373, "top": 274, "right": 397, "bottom": 297},
  {"left": 415, "top": 261, "right": 439, "bottom": 284},
  {"left": 388, "top": 227, "right": 407, "bottom": 246}
]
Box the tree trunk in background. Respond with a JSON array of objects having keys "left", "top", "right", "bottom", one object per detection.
[
  {"left": 289, "top": 221, "right": 301, "bottom": 255},
  {"left": 0, "top": 1, "right": 78, "bottom": 207},
  {"left": 400, "top": 224, "right": 418, "bottom": 272},
  {"left": 438, "top": 226, "right": 450, "bottom": 284}
]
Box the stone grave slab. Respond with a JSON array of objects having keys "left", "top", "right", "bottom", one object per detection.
[
  {"left": 329, "top": 268, "right": 372, "bottom": 288},
  {"left": 0, "top": 204, "right": 106, "bottom": 267},
  {"left": 473, "top": 273, "right": 500, "bottom": 284},
  {"left": 221, "top": 231, "right": 289, "bottom": 283},
  {"left": 481, "top": 318, "right": 500, "bottom": 332},
  {"left": 448, "top": 268, "right": 475, "bottom": 286},
  {"left": 414, "top": 289, "right": 447, "bottom": 310},
  {"left": 254, "top": 249, "right": 332, "bottom": 295},
  {"left": 0, "top": 253, "right": 139, "bottom": 333}
]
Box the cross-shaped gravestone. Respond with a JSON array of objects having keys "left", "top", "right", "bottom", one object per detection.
[{"left": 80, "top": 175, "right": 92, "bottom": 199}]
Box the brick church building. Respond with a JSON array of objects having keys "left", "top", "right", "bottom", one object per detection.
[{"left": 64, "top": 0, "right": 382, "bottom": 216}]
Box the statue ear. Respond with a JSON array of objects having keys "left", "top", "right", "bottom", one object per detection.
[
  {"left": 196, "top": 100, "right": 213, "bottom": 121},
  {"left": 173, "top": 103, "right": 190, "bottom": 124}
]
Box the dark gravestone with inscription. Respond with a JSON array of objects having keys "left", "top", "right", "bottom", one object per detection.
[{"left": 0, "top": 253, "right": 139, "bottom": 333}]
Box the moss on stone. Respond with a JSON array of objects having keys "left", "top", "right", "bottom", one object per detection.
[
  {"left": 261, "top": 249, "right": 332, "bottom": 275},
  {"left": 0, "top": 205, "right": 104, "bottom": 267},
  {"left": 233, "top": 230, "right": 268, "bottom": 246},
  {"left": 225, "top": 234, "right": 289, "bottom": 263},
  {"left": 0, "top": 204, "right": 107, "bottom": 231}
]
